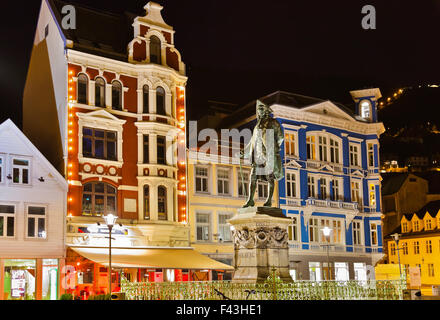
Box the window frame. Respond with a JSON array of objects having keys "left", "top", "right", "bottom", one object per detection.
[
  {"left": 196, "top": 212, "right": 211, "bottom": 242},
  {"left": 25, "top": 204, "right": 48, "bottom": 239},
  {"left": 149, "top": 35, "right": 162, "bottom": 64},
  {"left": 288, "top": 216, "right": 299, "bottom": 242},
  {"left": 156, "top": 135, "right": 166, "bottom": 165},
  {"left": 111, "top": 80, "right": 123, "bottom": 111},
  {"left": 142, "top": 84, "right": 150, "bottom": 114},
  {"left": 195, "top": 165, "right": 210, "bottom": 194},
  {"left": 77, "top": 73, "right": 89, "bottom": 105},
  {"left": 81, "top": 181, "right": 118, "bottom": 217},
  {"left": 82, "top": 127, "right": 118, "bottom": 161},
  {"left": 257, "top": 180, "right": 268, "bottom": 199},
  {"left": 143, "top": 185, "right": 150, "bottom": 220},
  {"left": 285, "top": 170, "right": 298, "bottom": 199},
  {"left": 370, "top": 222, "right": 378, "bottom": 246},
  {"left": 11, "top": 156, "right": 31, "bottom": 185},
  {"left": 157, "top": 185, "right": 167, "bottom": 221},
  {"left": 94, "top": 77, "right": 106, "bottom": 107},
  {"left": 306, "top": 132, "right": 342, "bottom": 164},
  {"left": 156, "top": 86, "right": 166, "bottom": 116},
  {"left": 352, "top": 220, "right": 363, "bottom": 246},
  {"left": 284, "top": 131, "right": 298, "bottom": 158},
  {"left": 0, "top": 203, "right": 16, "bottom": 238},
  {"left": 237, "top": 168, "right": 250, "bottom": 198},
  {"left": 217, "top": 212, "right": 232, "bottom": 242},
  {"left": 216, "top": 167, "right": 231, "bottom": 196},
  {"left": 349, "top": 143, "right": 361, "bottom": 167},
  {"left": 308, "top": 175, "right": 316, "bottom": 198}
]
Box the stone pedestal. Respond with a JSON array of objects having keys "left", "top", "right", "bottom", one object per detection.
[{"left": 227, "top": 206, "right": 292, "bottom": 283}]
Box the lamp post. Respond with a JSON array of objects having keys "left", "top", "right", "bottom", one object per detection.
[
  {"left": 103, "top": 214, "right": 118, "bottom": 296},
  {"left": 321, "top": 226, "right": 332, "bottom": 280},
  {"left": 391, "top": 233, "right": 403, "bottom": 280}
]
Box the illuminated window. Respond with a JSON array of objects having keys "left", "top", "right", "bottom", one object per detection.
[
  {"left": 369, "top": 184, "right": 376, "bottom": 208},
  {"left": 0, "top": 204, "right": 15, "bottom": 237},
  {"left": 157, "top": 186, "right": 167, "bottom": 220},
  {"left": 306, "top": 136, "right": 316, "bottom": 160},
  {"left": 370, "top": 223, "right": 378, "bottom": 246},
  {"left": 82, "top": 182, "right": 117, "bottom": 216},
  {"left": 111, "top": 81, "right": 122, "bottom": 110},
  {"left": 143, "top": 85, "right": 149, "bottom": 113},
  {"left": 288, "top": 217, "right": 298, "bottom": 241},
  {"left": 286, "top": 171, "right": 297, "bottom": 198},
  {"left": 218, "top": 213, "right": 232, "bottom": 242},
  {"left": 143, "top": 185, "right": 150, "bottom": 220},
  {"left": 94, "top": 77, "right": 106, "bottom": 107},
  {"left": 360, "top": 100, "right": 371, "bottom": 119},
  {"left": 349, "top": 144, "right": 360, "bottom": 167},
  {"left": 351, "top": 181, "right": 361, "bottom": 205},
  {"left": 428, "top": 264, "right": 435, "bottom": 277},
  {"left": 27, "top": 206, "right": 46, "bottom": 239},
  {"left": 332, "top": 220, "right": 342, "bottom": 243},
  {"left": 402, "top": 222, "right": 408, "bottom": 233},
  {"left": 414, "top": 241, "right": 420, "bottom": 254},
  {"left": 284, "top": 132, "right": 296, "bottom": 157},
  {"left": 12, "top": 158, "right": 30, "bottom": 185},
  {"left": 149, "top": 35, "right": 161, "bottom": 64},
  {"left": 77, "top": 73, "right": 88, "bottom": 104},
  {"left": 82, "top": 127, "right": 117, "bottom": 161},
  {"left": 413, "top": 220, "right": 419, "bottom": 232},
  {"left": 426, "top": 219, "right": 432, "bottom": 230},
  {"left": 156, "top": 86, "right": 166, "bottom": 116},
  {"left": 402, "top": 242, "right": 408, "bottom": 255}
]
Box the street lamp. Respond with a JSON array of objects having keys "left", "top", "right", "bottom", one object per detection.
[
  {"left": 321, "top": 226, "right": 332, "bottom": 280},
  {"left": 103, "top": 214, "right": 118, "bottom": 296},
  {"left": 391, "top": 233, "right": 403, "bottom": 280}
]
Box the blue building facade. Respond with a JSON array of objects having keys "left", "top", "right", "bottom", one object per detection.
[{"left": 230, "top": 88, "right": 385, "bottom": 280}]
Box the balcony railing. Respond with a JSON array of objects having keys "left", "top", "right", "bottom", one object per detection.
[{"left": 307, "top": 199, "right": 358, "bottom": 210}]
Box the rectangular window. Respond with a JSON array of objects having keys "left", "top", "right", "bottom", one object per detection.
[
  {"left": 370, "top": 223, "right": 378, "bottom": 246},
  {"left": 218, "top": 213, "right": 232, "bottom": 242},
  {"left": 369, "top": 184, "right": 376, "bottom": 208},
  {"left": 402, "top": 242, "right": 408, "bottom": 255},
  {"left": 414, "top": 241, "right": 420, "bottom": 254},
  {"left": 285, "top": 132, "right": 296, "bottom": 157},
  {"left": 156, "top": 136, "right": 166, "bottom": 165},
  {"left": 196, "top": 213, "right": 210, "bottom": 241},
  {"left": 329, "top": 138, "right": 339, "bottom": 163},
  {"left": 286, "top": 172, "right": 297, "bottom": 198},
  {"left": 195, "top": 166, "right": 209, "bottom": 193},
  {"left": 319, "top": 178, "right": 328, "bottom": 200},
  {"left": 368, "top": 143, "right": 375, "bottom": 167},
  {"left": 413, "top": 220, "right": 419, "bottom": 232},
  {"left": 82, "top": 128, "right": 117, "bottom": 161},
  {"left": 309, "top": 218, "right": 319, "bottom": 243},
  {"left": 390, "top": 242, "right": 396, "bottom": 255},
  {"left": 428, "top": 264, "right": 435, "bottom": 277},
  {"left": 353, "top": 221, "right": 362, "bottom": 245},
  {"left": 331, "top": 179, "right": 340, "bottom": 201},
  {"left": 351, "top": 181, "right": 361, "bottom": 205},
  {"left": 143, "top": 135, "right": 149, "bottom": 164},
  {"left": 238, "top": 170, "right": 250, "bottom": 197},
  {"left": 288, "top": 217, "right": 298, "bottom": 241},
  {"left": 306, "top": 136, "right": 316, "bottom": 160},
  {"left": 318, "top": 136, "right": 328, "bottom": 162},
  {"left": 27, "top": 206, "right": 46, "bottom": 238},
  {"left": 426, "top": 219, "right": 432, "bottom": 230},
  {"left": 349, "top": 144, "right": 360, "bottom": 167},
  {"left": 217, "top": 168, "right": 230, "bottom": 195},
  {"left": 426, "top": 240, "right": 432, "bottom": 254},
  {"left": 258, "top": 181, "right": 268, "bottom": 199},
  {"left": 402, "top": 222, "right": 408, "bottom": 233},
  {"left": 308, "top": 176, "right": 316, "bottom": 198},
  {"left": 0, "top": 205, "right": 15, "bottom": 237},
  {"left": 12, "top": 158, "right": 30, "bottom": 184},
  {"left": 332, "top": 220, "right": 342, "bottom": 243}
]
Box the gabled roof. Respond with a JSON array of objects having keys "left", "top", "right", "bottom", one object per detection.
[
  {"left": 0, "top": 119, "right": 68, "bottom": 191},
  {"left": 218, "top": 90, "right": 356, "bottom": 129},
  {"left": 381, "top": 173, "right": 409, "bottom": 196}
]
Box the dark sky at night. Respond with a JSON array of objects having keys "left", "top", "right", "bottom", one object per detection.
[{"left": 0, "top": 0, "right": 439, "bottom": 127}]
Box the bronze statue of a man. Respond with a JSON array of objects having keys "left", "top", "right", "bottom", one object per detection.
[{"left": 239, "top": 100, "right": 284, "bottom": 207}]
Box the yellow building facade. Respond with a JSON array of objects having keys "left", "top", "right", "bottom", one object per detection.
[
  {"left": 386, "top": 201, "right": 440, "bottom": 288},
  {"left": 187, "top": 150, "right": 278, "bottom": 279}
]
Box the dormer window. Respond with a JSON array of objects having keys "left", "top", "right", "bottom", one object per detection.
[
  {"left": 150, "top": 36, "right": 161, "bottom": 64},
  {"left": 360, "top": 100, "right": 371, "bottom": 119},
  {"left": 402, "top": 222, "right": 408, "bottom": 233}
]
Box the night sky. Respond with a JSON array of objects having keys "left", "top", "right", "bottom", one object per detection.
[{"left": 1, "top": 0, "right": 439, "bottom": 127}]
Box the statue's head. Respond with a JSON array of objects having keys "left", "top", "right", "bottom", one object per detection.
[{"left": 256, "top": 100, "right": 273, "bottom": 120}]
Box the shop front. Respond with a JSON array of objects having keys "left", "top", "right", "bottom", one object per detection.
[{"left": 65, "top": 247, "right": 234, "bottom": 299}]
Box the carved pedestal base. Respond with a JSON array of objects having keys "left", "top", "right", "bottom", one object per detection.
[{"left": 228, "top": 207, "right": 292, "bottom": 283}]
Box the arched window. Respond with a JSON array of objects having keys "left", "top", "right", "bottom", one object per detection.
[
  {"left": 360, "top": 100, "right": 371, "bottom": 119},
  {"left": 156, "top": 86, "right": 165, "bottom": 115},
  {"left": 143, "top": 85, "right": 149, "bottom": 114},
  {"left": 77, "top": 73, "right": 88, "bottom": 104},
  {"left": 82, "top": 181, "right": 117, "bottom": 216},
  {"left": 95, "top": 77, "right": 106, "bottom": 107},
  {"left": 112, "top": 81, "right": 122, "bottom": 110},
  {"left": 150, "top": 36, "right": 161, "bottom": 64},
  {"left": 144, "top": 185, "right": 150, "bottom": 220},
  {"left": 158, "top": 186, "right": 167, "bottom": 220}
]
